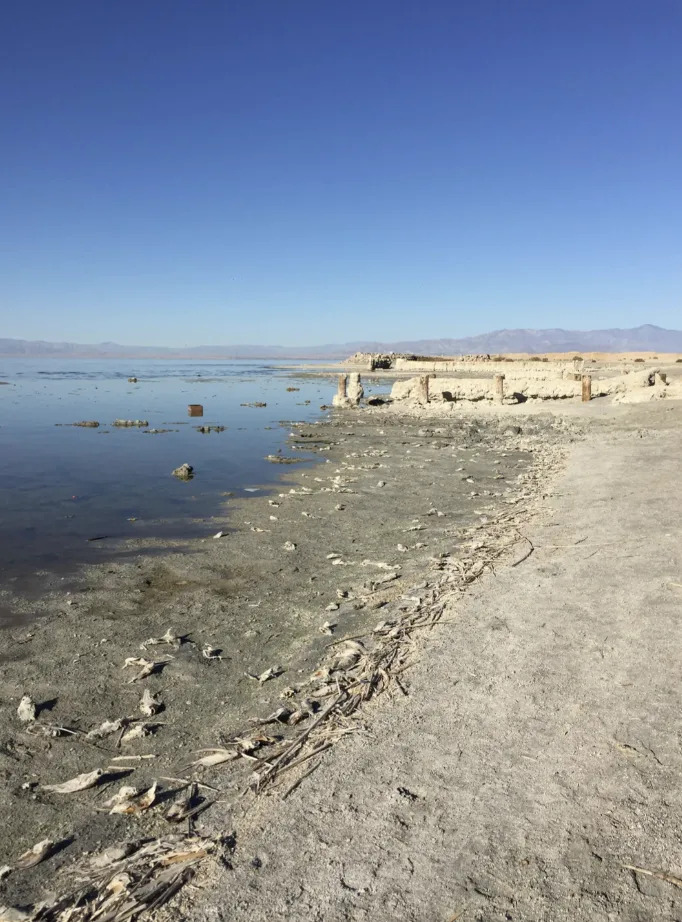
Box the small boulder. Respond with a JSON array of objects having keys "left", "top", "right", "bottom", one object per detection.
[{"left": 172, "top": 463, "right": 194, "bottom": 480}]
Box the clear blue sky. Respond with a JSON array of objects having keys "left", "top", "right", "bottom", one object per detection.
[{"left": 1, "top": 1, "right": 680, "bottom": 346}]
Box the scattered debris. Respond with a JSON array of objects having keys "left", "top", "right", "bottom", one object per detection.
[
  {"left": 139, "top": 689, "right": 163, "bottom": 717},
  {"left": 14, "top": 839, "right": 56, "bottom": 870},
  {"left": 123, "top": 658, "right": 169, "bottom": 683},
  {"left": 246, "top": 665, "right": 284, "bottom": 684},
  {"left": 142, "top": 629, "right": 180, "bottom": 649},
  {"left": 86, "top": 718, "right": 128, "bottom": 741},
  {"left": 17, "top": 695, "right": 36, "bottom": 723},
  {"left": 166, "top": 783, "right": 206, "bottom": 823},
  {"left": 42, "top": 768, "right": 109, "bottom": 794},
  {"left": 120, "top": 722, "right": 157, "bottom": 744},
  {"left": 104, "top": 782, "right": 158, "bottom": 814},
  {"left": 190, "top": 749, "right": 239, "bottom": 769}
]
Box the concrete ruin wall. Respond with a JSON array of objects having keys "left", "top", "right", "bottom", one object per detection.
[
  {"left": 390, "top": 369, "right": 680, "bottom": 404},
  {"left": 393, "top": 358, "right": 582, "bottom": 377},
  {"left": 346, "top": 352, "right": 414, "bottom": 369}
]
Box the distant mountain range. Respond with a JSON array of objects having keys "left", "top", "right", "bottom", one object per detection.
[{"left": 1, "top": 325, "right": 681, "bottom": 359}]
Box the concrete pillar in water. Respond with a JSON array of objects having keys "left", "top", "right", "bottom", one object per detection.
[{"left": 347, "top": 373, "right": 364, "bottom": 405}]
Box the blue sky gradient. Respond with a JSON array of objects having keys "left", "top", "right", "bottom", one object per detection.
[{"left": 1, "top": 1, "right": 680, "bottom": 345}]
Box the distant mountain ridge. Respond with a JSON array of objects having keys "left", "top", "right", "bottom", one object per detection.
[{"left": 1, "top": 325, "right": 681, "bottom": 358}]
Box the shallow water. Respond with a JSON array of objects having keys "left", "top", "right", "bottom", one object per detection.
[{"left": 0, "top": 358, "right": 355, "bottom": 586}]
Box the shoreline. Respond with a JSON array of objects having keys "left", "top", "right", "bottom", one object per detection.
[{"left": 0, "top": 401, "right": 573, "bottom": 914}]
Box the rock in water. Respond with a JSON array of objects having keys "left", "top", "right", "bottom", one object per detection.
[{"left": 172, "top": 463, "right": 194, "bottom": 480}]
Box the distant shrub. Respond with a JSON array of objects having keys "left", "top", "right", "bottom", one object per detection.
[
  {"left": 676, "top": 358, "right": 682, "bottom": 363},
  {"left": 634, "top": 358, "right": 645, "bottom": 363},
  {"left": 492, "top": 355, "right": 507, "bottom": 362},
  {"left": 541, "top": 357, "right": 549, "bottom": 362},
  {"left": 653, "top": 355, "right": 658, "bottom": 359},
  {"left": 529, "top": 356, "right": 542, "bottom": 362},
  {"left": 572, "top": 355, "right": 583, "bottom": 361}
]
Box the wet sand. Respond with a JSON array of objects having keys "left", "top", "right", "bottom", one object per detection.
[{"left": 0, "top": 402, "right": 573, "bottom": 910}]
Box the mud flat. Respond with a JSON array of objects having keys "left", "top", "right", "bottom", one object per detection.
[{"left": 0, "top": 401, "right": 575, "bottom": 915}]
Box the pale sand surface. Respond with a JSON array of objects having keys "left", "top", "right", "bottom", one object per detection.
[{"left": 182, "top": 400, "right": 682, "bottom": 922}]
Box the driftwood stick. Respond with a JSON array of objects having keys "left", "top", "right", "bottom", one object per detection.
[
  {"left": 256, "top": 692, "right": 346, "bottom": 788},
  {"left": 281, "top": 760, "right": 322, "bottom": 800}
]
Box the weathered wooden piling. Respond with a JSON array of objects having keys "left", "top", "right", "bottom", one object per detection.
[
  {"left": 581, "top": 375, "right": 592, "bottom": 402},
  {"left": 188, "top": 404, "right": 204, "bottom": 417},
  {"left": 494, "top": 373, "right": 505, "bottom": 403}
]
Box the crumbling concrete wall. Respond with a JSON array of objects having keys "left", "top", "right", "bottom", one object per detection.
[
  {"left": 393, "top": 358, "right": 579, "bottom": 378},
  {"left": 346, "top": 352, "right": 413, "bottom": 369},
  {"left": 390, "top": 368, "right": 675, "bottom": 404}
]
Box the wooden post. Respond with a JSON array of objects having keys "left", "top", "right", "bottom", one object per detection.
[
  {"left": 494, "top": 373, "right": 505, "bottom": 403},
  {"left": 418, "top": 375, "right": 430, "bottom": 403},
  {"left": 581, "top": 375, "right": 592, "bottom": 402},
  {"left": 188, "top": 404, "right": 204, "bottom": 417},
  {"left": 337, "top": 374, "right": 348, "bottom": 398}
]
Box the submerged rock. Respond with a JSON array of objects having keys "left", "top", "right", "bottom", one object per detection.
[
  {"left": 266, "top": 454, "right": 304, "bottom": 464},
  {"left": 72, "top": 420, "right": 100, "bottom": 428},
  {"left": 172, "top": 463, "right": 194, "bottom": 480},
  {"left": 112, "top": 419, "right": 149, "bottom": 427}
]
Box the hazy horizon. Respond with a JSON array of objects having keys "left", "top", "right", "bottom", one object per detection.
[{"left": 3, "top": 323, "right": 682, "bottom": 358}]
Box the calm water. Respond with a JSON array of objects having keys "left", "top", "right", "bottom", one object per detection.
[{"left": 0, "top": 359, "right": 350, "bottom": 586}]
